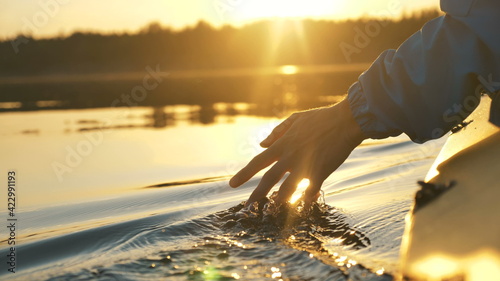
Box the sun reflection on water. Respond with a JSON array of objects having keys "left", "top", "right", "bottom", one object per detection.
[
  {"left": 411, "top": 251, "right": 500, "bottom": 281},
  {"left": 280, "top": 65, "right": 299, "bottom": 75}
]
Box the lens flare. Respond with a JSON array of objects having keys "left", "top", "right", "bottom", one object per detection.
[
  {"left": 280, "top": 65, "right": 299, "bottom": 75},
  {"left": 289, "top": 178, "right": 310, "bottom": 204}
]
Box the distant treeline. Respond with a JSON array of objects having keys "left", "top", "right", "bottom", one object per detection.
[{"left": 0, "top": 10, "right": 441, "bottom": 77}]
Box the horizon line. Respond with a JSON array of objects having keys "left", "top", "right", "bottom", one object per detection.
[{"left": 1, "top": 8, "right": 441, "bottom": 42}]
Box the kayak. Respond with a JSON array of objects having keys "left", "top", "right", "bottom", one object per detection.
[{"left": 399, "top": 95, "right": 500, "bottom": 280}]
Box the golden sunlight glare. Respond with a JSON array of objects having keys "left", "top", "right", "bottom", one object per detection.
[
  {"left": 411, "top": 251, "right": 500, "bottom": 281},
  {"left": 413, "top": 255, "right": 459, "bottom": 279},
  {"left": 236, "top": 0, "right": 349, "bottom": 20},
  {"left": 280, "top": 65, "right": 299, "bottom": 75},
  {"left": 289, "top": 178, "right": 310, "bottom": 204}
]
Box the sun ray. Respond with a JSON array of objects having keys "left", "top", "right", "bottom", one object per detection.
[{"left": 289, "top": 178, "right": 310, "bottom": 204}]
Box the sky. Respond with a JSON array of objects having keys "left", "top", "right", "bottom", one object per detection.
[{"left": 0, "top": 0, "right": 439, "bottom": 39}]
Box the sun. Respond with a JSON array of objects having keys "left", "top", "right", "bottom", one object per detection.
[
  {"left": 234, "top": 0, "right": 350, "bottom": 21},
  {"left": 266, "top": 1, "right": 316, "bottom": 18}
]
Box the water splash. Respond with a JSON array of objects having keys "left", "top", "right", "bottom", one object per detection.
[{"left": 41, "top": 192, "right": 391, "bottom": 281}]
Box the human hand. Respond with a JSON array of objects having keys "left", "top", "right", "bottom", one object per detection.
[{"left": 229, "top": 98, "right": 366, "bottom": 207}]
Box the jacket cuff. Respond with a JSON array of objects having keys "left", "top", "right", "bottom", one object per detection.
[{"left": 347, "top": 82, "right": 402, "bottom": 139}]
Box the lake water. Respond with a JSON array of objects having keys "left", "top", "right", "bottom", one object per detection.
[{"left": 0, "top": 105, "right": 446, "bottom": 280}]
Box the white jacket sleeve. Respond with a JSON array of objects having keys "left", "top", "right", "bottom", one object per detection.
[{"left": 347, "top": 0, "right": 500, "bottom": 143}]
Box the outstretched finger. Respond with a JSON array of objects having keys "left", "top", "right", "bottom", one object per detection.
[
  {"left": 229, "top": 148, "right": 278, "bottom": 188},
  {"left": 303, "top": 177, "right": 324, "bottom": 207},
  {"left": 245, "top": 160, "right": 289, "bottom": 207},
  {"left": 260, "top": 113, "right": 300, "bottom": 148}
]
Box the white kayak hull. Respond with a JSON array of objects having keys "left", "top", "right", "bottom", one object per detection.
[{"left": 400, "top": 95, "right": 500, "bottom": 281}]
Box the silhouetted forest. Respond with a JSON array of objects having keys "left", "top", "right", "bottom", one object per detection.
[
  {"left": 0, "top": 10, "right": 441, "bottom": 113},
  {"left": 1, "top": 10, "right": 440, "bottom": 76}
]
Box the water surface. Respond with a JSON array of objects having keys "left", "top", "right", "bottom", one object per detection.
[{"left": 0, "top": 106, "right": 446, "bottom": 280}]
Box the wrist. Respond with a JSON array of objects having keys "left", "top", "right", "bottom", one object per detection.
[{"left": 335, "top": 99, "right": 367, "bottom": 144}]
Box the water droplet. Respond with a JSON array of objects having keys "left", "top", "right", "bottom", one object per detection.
[{"left": 271, "top": 272, "right": 282, "bottom": 278}]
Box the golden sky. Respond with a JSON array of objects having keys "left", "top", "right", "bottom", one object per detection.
[{"left": 0, "top": 0, "right": 438, "bottom": 39}]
